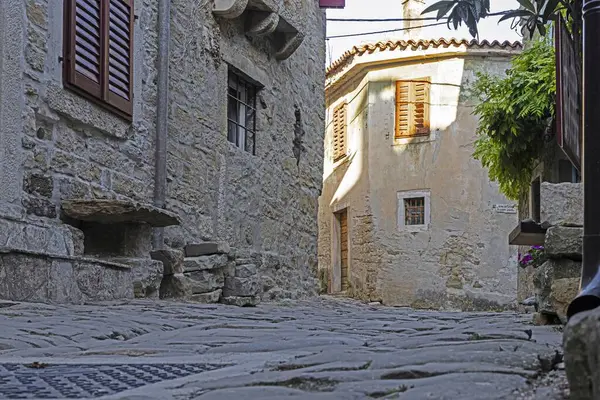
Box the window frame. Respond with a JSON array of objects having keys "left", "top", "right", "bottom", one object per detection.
[
  {"left": 227, "top": 69, "right": 258, "bottom": 155},
  {"left": 395, "top": 77, "right": 431, "bottom": 139},
  {"left": 62, "top": 0, "right": 134, "bottom": 120},
  {"left": 397, "top": 189, "right": 431, "bottom": 232}
]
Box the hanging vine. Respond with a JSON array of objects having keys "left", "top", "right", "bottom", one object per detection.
[{"left": 472, "top": 38, "right": 556, "bottom": 200}]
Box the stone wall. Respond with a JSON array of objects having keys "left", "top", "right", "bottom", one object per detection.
[
  {"left": 532, "top": 182, "right": 583, "bottom": 324},
  {"left": 0, "top": 0, "right": 326, "bottom": 302},
  {"left": 319, "top": 48, "right": 520, "bottom": 310}
]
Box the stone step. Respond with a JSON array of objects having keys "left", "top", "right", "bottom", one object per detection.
[{"left": 184, "top": 242, "right": 230, "bottom": 257}]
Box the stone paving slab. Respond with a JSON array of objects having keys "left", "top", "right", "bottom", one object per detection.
[{"left": 0, "top": 297, "right": 564, "bottom": 399}]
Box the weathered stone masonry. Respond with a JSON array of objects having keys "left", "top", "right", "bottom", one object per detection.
[{"left": 0, "top": 0, "right": 325, "bottom": 303}]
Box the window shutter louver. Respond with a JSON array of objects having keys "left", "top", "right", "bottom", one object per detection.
[
  {"left": 105, "top": 0, "right": 133, "bottom": 115},
  {"left": 333, "top": 103, "right": 347, "bottom": 161},
  {"left": 395, "top": 78, "right": 431, "bottom": 138},
  {"left": 63, "top": 0, "right": 133, "bottom": 118},
  {"left": 414, "top": 80, "right": 430, "bottom": 135},
  {"left": 65, "top": 0, "right": 103, "bottom": 98},
  {"left": 395, "top": 81, "right": 411, "bottom": 137}
]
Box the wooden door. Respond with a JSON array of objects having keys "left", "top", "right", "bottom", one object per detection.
[{"left": 339, "top": 210, "right": 349, "bottom": 291}]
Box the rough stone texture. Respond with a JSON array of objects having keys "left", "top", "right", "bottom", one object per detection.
[
  {"left": 0, "top": 249, "right": 133, "bottom": 303},
  {"left": 0, "top": 297, "right": 564, "bottom": 399},
  {"left": 541, "top": 182, "right": 583, "bottom": 226},
  {"left": 185, "top": 242, "right": 230, "bottom": 257},
  {"left": 151, "top": 248, "right": 184, "bottom": 275},
  {"left": 189, "top": 289, "right": 222, "bottom": 303},
  {"left": 0, "top": 216, "right": 84, "bottom": 256},
  {"left": 564, "top": 307, "right": 600, "bottom": 400},
  {"left": 319, "top": 47, "right": 519, "bottom": 309},
  {"left": 159, "top": 274, "right": 191, "bottom": 299},
  {"left": 112, "top": 258, "right": 164, "bottom": 299},
  {"left": 545, "top": 226, "right": 583, "bottom": 260},
  {"left": 533, "top": 259, "right": 581, "bottom": 317},
  {"left": 550, "top": 278, "right": 580, "bottom": 324},
  {"left": 0, "top": 0, "right": 326, "bottom": 303},
  {"left": 235, "top": 264, "right": 257, "bottom": 278},
  {"left": 61, "top": 199, "right": 181, "bottom": 227},
  {"left": 224, "top": 275, "right": 259, "bottom": 297},
  {"left": 221, "top": 295, "right": 259, "bottom": 306},
  {"left": 187, "top": 269, "right": 225, "bottom": 294},
  {"left": 184, "top": 255, "right": 229, "bottom": 272}
]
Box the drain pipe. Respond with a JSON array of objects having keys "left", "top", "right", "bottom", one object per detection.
[{"left": 153, "top": 0, "right": 170, "bottom": 249}]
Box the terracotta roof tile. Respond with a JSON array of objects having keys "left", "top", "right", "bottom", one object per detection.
[{"left": 326, "top": 38, "right": 523, "bottom": 77}]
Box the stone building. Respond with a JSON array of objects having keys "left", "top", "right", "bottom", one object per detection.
[
  {"left": 0, "top": 0, "right": 326, "bottom": 304},
  {"left": 318, "top": 34, "right": 524, "bottom": 310}
]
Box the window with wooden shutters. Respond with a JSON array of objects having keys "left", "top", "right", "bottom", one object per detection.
[
  {"left": 63, "top": 0, "right": 134, "bottom": 119},
  {"left": 332, "top": 103, "right": 347, "bottom": 162},
  {"left": 395, "top": 78, "right": 431, "bottom": 138}
]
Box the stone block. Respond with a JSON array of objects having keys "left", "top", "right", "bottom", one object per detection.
[
  {"left": 223, "top": 276, "right": 259, "bottom": 297},
  {"left": 550, "top": 278, "right": 580, "bottom": 324},
  {"left": 564, "top": 307, "right": 600, "bottom": 400},
  {"left": 183, "top": 254, "right": 228, "bottom": 272},
  {"left": 151, "top": 248, "right": 184, "bottom": 275},
  {"left": 159, "top": 274, "right": 191, "bottom": 299},
  {"left": 111, "top": 258, "right": 163, "bottom": 299},
  {"left": 0, "top": 248, "right": 133, "bottom": 304},
  {"left": 184, "top": 242, "right": 230, "bottom": 257},
  {"left": 545, "top": 226, "right": 583, "bottom": 260},
  {"left": 221, "top": 296, "right": 259, "bottom": 307},
  {"left": 189, "top": 289, "right": 222, "bottom": 303},
  {"left": 534, "top": 259, "right": 581, "bottom": 316},
  {"left": 541, "top": 182, "right": 583, "bottom": 226},
  {"left": 235, "top": 264, "right": 257, "bottom": 278},
  {"left": 186, "top": 269, "right": 224, "bottom": 294}
]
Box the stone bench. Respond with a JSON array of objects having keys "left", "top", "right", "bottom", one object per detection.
[{"left": 61, "top": 199, "right": 181, "bottom": 299}]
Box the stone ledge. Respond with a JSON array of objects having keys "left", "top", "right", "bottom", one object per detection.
[
  {"left": 184, "top": 242, "right": 230, "bottom": 257},
  {"left": 0, "top": 248, "right": 133, "bottom": 304},
  {"left": 61, "top": 199, "right": 181, "bottom": 227},
  {"left": 0, "top": 247, "right": 130, "bottom": 270}
]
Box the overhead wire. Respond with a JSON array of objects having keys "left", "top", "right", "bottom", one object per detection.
[{"left": 326, "top": 21, "right": 447, "bottom": 39}]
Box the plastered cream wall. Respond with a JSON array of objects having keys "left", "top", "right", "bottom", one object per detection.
[{"left": 319, "top": 46, "right": 521, "bottom": 310}]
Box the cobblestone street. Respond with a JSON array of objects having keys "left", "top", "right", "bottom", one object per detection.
[{"left": 0, "top": 297, "right": 566, "bottom": 399}]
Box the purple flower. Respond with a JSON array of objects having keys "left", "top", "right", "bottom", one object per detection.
[
  {"left": 532, "top": 245, "right": 544, "bottom": 251},
  {"left": 521, "top": 254, "right": 533, "bottom": 264}
]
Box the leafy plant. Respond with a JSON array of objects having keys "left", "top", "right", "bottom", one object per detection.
[
  {"left": 471, "top": 39, "right": 556, "bottom": 200},
  {"left": 519, "top": 245, "right": 547, "bottom": 268},
  {"left": 422, "top": 0, "right": 581, "bottom": 40}
]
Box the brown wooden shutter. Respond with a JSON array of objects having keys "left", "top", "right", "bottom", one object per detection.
[
  {"left": 395, "top": 78, "right": 431, "bottom": 138},
  {"left": 64, "top": 0, "right": 103, "bottom": 99},
  {"left": 333, "top": 103, "right": 347, "bottom": 161},
  {"left": 105, "top": 0, "right": 134, "bottom": 115},
  {"left": 395, "top": 81, "right": 411, "bottom": 137},
  {"left": 414, "top": 79, "right": 431, "bottom": 135}
]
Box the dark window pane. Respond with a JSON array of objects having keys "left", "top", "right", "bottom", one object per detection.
[
  {"left": 227, "top": 121, "right": 236, "bottom": 144},
  {"left": 404, "top": 197, "right": 425, "bottom": 226}
]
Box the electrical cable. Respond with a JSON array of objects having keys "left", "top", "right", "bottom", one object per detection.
[{"left": 326, "top": 21, "right": 447, "bottom": 39}]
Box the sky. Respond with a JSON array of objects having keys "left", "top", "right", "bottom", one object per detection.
[{"left": 325, "top": 0, "right": 523, "bottom": 65}]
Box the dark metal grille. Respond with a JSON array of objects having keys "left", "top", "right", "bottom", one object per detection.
[
  {"left": 404, "top": 197, "right": 425, "bottom": 226},
  {"left": 0, "top": 363, "right": 221, "bottom": 399},
  {"left": 227, "top": 70, "right": 257, "bottom": 155}
]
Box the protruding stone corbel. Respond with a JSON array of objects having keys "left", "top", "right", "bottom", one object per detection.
[
  {"left": 275, "top": 31, "right": 305, "bottom": 60},
  {"left": 246, "top": 11, "right": 279, "bottom": 37},
  {"left": 213, "top": 0, "right": 249, "bottom": 19}
]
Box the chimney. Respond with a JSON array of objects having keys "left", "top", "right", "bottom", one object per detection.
[{"left": 402, "top": 0, "right": 426, "bottom": 39}]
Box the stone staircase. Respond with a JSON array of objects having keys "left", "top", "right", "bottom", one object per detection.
[{"left": 152, "top": 242, "right": 260, "bottom": 306}]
